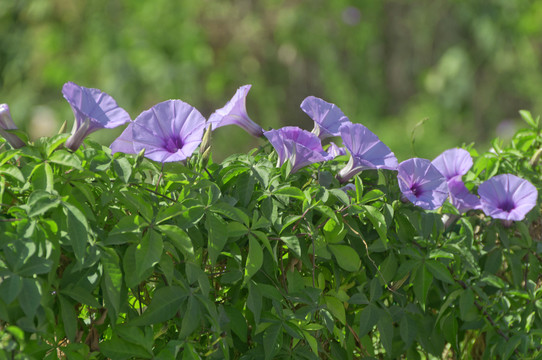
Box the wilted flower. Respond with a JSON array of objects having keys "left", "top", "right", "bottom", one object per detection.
[
  {"left": 207, "top": 85, "right": 263, "bottom": 137},
  {"left": 111, "top": 100, "right": 206, "bottom": 163},
  {"left": 0, "top": 104, "right": 25, "bottom": 148},
  {"left": 328, "top": 142, "right": 347, "bottom": 158},
  {"left": 336, "top": 122, "right": 397, "bottom": 183},
  {"left": 300, "top": 96, "right": 350, "bottom": 139},
  {"left": 264, "top": 126, "right": 331, "bottom": 173},
  {"left": 432, "top": 148, "right": 480, "bottom": 212},
  {"left": 63, "top": 82, "right": 131, "bottom": 151},
  {"left": 397, "top": 158, "right": 449, "bottom": 210},
  {"left": 478, "top": 174, "right": 538, "bottom": 221}
]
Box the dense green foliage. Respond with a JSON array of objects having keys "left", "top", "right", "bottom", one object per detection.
[
  {"left": 2, "top": 1, "right": 542, "bottom": 159},
  {"left": 0, "top": 111, "right": 541, "bottom": 359}
]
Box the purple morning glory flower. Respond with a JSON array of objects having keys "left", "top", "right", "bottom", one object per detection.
[
  {"left": 207, "top": 85, "right": 263, "bottom": 137},
  {"left": 63, "top": 82, "right": 131, "bottom": 151},
  {"left": 432, "top": 148, "right": 480, "bottom": 212},
  {"left": 447, "top": 178, "right": 481, "bottom": 213},
  {"left": 478, "top": 174, "right": 538, "bottom": 221},
  {"left": 336, "top": 122, "right": 398, "bottom": 183},
  {"left": 0, "top": 104, "right": 25, "bottom": 148},
  {"left": 432, "top": 148, "right": 472, "bottom": 181},
  {"left": 397, "top": 158, "right": 449, "bottom": 210},
  {"left": 264, "top": 126, "right": 331, "bottom": 173},
  {"left": 110, "top": 100, "right": 206, "bottom": 163},
  {"left": 328, "top": 142, "right": 347, "bottom": 158},
  {"left": 300, "top": 96, "right": 350, "bottom": 139}
]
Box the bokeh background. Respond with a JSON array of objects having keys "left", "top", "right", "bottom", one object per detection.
[{"left": 2, "top": 0, "right": 542, "bottom": 161}]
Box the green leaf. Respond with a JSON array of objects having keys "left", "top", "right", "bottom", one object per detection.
[
  {"left": 363, "top": 205, "right": 387, "bottom": 246},
  {"left": 377, "top": 312, "right": 394, "bottom": 354},
  {"left": 59, "top": 295, "right": 77, "bottom": 342},
  {"left": 100, "top": 336, "right": 153, "bottom": 360},
  {"left": 25, "top": 190, "right": 60, "bottom": 217},
  {"left": 131, "top": 286, "right": 188, "bottom": 326},
  {"left": 113, "top": 157, "right": 132, "bottom": 183},
  {"left": 17, "top": 256, "right": 53, "bottom": 277},
  {"left": 247, "top": 282, "right": 262, "bottom": 323},
  {"left": 49, "top": 150, "right": 82, "bottom": 169},
  {"left": 0, "top": 164, "right": 25, "bottom": 183},
  {"left": 31, "top": 163, "right": 54, "bottom": 192},
  {"left": 459, "top": 288, "right": 477, "bottom": 321},
  {"left": 274, "top": 186, "right": 304, "bottom": 200},
  {"left": 399, "top": 315, "right": 416, "bottom": 346},
  {"left": 323, "top": 218, "right": 347, "bottom": 244},
  {"left": 207, "top": 212, "right": 228, "bottom": 266},
  {"left": 263, "top": 323, "right": 282, "bottom": 360},
  {"left": 519, "top": 110, "right": 539, "bottom": 129},
  {"left": 440, "top": 312, "right": 458, "bottom": 351},
  {"left": 101, "top": 247, "right": 123, "bottom": 320},
  {"left": 302, "top": 330, "right": 319, "bottom": 356},
  {"left": 224, "top": 306, "right": 248, "bottom": 341},
  {"left": 19, "top": 278, "right": 41, "bottom": 318},
  {"left": 179, "top": 295, "right": 201, "bottom": 339},
  {"left": 159, "top": 225, "right": 194, "bottom": 259},
  {"left": 281, "top": 236, "right": 301, "bottom": 258},
  {"left": 426, "top": 260, "right": 454, "bottom": 284},
  {"left": 60, "top": 285, "right": 101, "bottom": 308},
  {"left": 45, "top": 133, "right": 69, "bottom": 157},
  {"left": 0, "top": 274, "right": 22, "bottom": 304},
  {"left": 328, "top": 244, "right": 360, "bottom": 272},
  {"left": 324, "top": 295, "right": 346, "bottom": 324},
  {"left": 211, "top": 202, "right": 250, "bottom": 226},
  {"left": 134, "top": 230, "right": 163, "bottom": 283},
  {"left": 63, "top": 202, "right": 90, "bottom": 262},
  {"left": 243, "top": 235, "right": 263, "bottom": 286},
  {"left": 412, "top": 264, "right": 432, "bottom": 310}
]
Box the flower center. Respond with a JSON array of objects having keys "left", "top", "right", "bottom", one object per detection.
[
  {"left": 410, "top": 183, "right": 423, "bottom": 197},
  {"left": 498, "top": 199, "right": 515, "bottom": 212},
  {"left": 164, "top": 136, "right": 183, "bottom": 153}
]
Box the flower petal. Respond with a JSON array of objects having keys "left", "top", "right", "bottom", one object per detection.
[{"left": 300, "top": 96, "right": 350, "bottom": 139}]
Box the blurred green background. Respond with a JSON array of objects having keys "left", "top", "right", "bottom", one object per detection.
[{"left": 1, "top": 0, "right": 542, "bottom": 161}]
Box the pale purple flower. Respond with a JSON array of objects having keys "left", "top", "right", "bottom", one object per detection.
[
  {"left": 447, "top": 178, "right": 481, "bottom": 213},
  {"left": 397, "top": 158, "right": 449, "bottom": 210},
  {"left": 63, "top": 82, "right": 131, "bottom": 151},
  {"left": 328, "top": 142, "right": 347, "bottom": 158},
  {"left": 0, "top": 104, "right": 25, "bottom": 148},
  {"left": 207, "top": 85, "right": 263, "bottom": 137},
  {"left": 336, "top": 122, "right": 398, "bottom": 183},
  {"left": 478, "top": 174, "right": 538, "bottom": 221},
  {"left": 432, "top": 148, "right": 472, "bottom": 182},
  {"left": 264, "top": 126, "right": 331, "bottom": 173},
  {"left": 432, "top": 148, "right": 480, "bottom": 212},
  {"left": 300, "top": 96, "right": 350, "bottom": 139},
  {"left": 110, "top": 100, "right": 206, "bottom": 163}
]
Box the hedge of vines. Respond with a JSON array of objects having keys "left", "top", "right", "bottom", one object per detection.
[{"left": 0, "top": 83, "right": 541, "bottom": 359}]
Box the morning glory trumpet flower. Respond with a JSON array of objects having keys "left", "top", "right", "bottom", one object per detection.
[
  {"left": 207, "top": 85, "right": 263, "bottom": 137},
  {"left": 0, "top": 104, "right": 25, "bottom": 148},
  {"left": 432, "top": 148, "right": 481, "bottom": 212},
  {"left": 478, "top": 174, "right": 538, "bottom": 221},
  {"left": 397, "top": 158, "right": 449, "bottom": 210},
  {"left": 264, "top": 126, "right": 331, "bottom": 174},
  {"left": 300, "top": 96, "right": 350, "bottom": 139},
  {"left": 63, "top": 82, "right": 131, "bottom": 151},
  {"left": 111, "top": 100, "right": 206, "bottom": 163},
  {"left": 336, "top": 122, "right": 398, "bottom": 183},
  {"left": 327, "top": 142, "right": 347, "bottom": 158}
]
